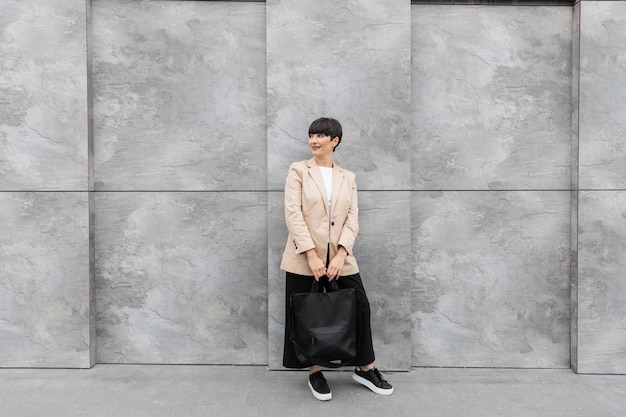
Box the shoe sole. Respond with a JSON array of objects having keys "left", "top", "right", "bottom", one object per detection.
[
  {"left": 352, "top": 373, "right": 394, "bottom": 396},
  {"left": 308, "top": 380, "right": 332, "bottom": 401}
]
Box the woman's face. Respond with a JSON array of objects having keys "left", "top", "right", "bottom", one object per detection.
[{"left": 309, "top": 133, "right": 337, "bottom": 158}]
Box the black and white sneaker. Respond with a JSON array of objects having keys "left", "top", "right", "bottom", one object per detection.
[
  {"left": 352, "top": 367, "right": 394, "bottom": 395},
  {"left": 308, "top": 371, "right": 332, "bottom": 401}
]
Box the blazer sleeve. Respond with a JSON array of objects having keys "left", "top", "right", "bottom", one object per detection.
[
  {"left": 337, "top": 171, "right": 359, "bottom": 255},
  {"left": 284, "top": 162, "right": 316, "bottom": 254}
]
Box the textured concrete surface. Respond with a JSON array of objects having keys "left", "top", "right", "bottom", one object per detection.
[
  {"left": 412, "top": 191, "right": 571, "bottom": 368},
  {"left": 266, "top": 0, "right": 411, "bottom": 191},
  {"left": 409, "top": 4, "right": 573, "bottom": 369},
  {"left": 92, "top": 0, "right": 266, "bottom": 191},
  {"left": 90, "top": 0, "right": 268, "bottom": 365},
  {"left": 0, "top": 192, "right": 92, "bottom": 367},
  {"left": 577, "top": 191, "right": 626, "bottom": 374},
  {"left": 0, "top": 0, "right": 93, "bottom": 368},
  {"left": 1, "top": 365, "right": 626, "bottom": 417},
  {"left": 411, "top": 5, "right": 572, "bottom": 191},
  {"left": 570, "top": 3, "right": 581, "bottom": 372},
  {"left": 0, "top": 0, "right": 89, "bottom": 191},
  {"left": 572, "top": 1, "right": 626, "bottom": 374},
  {"left": 578, "top": 2, "right": 626, "bottom": 190},
  {"left": 94, "top": 192, "right": 268, "bottom": 364},
  {"left": 2, "top": 0, "right": 626, "bottom": 375}
]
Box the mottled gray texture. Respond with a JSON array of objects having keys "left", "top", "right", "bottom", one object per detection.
[
  {"left": 92, "top": 0, "right": 266, "bottom": 191},
  {"left": 577, "top": 191, "right": 626, "bottom": 374},
  {"left": 268, "top": 191, "right": 412, "bottom": 370},
  {"left": 0, "top": 0, "right": 89, "bottom": 191},
  {"left": 571, "top": 3, "right": 581, "bottom": 193},
  {"left": 267, "top": 192, "right": 288, "bottom": 369},
  {"left": 578, "top": 2, "right": 626, "bottom": 189},
  {"left": 412, "top": 6, "right": 572, "bottom": 190},
  {"left": 354, "top": 191, "right": 412, "bottom": 370},
  {"left": 0, "top": 192, "right": 91, "bottom": 368},
  {"left": 94, "top": 192, "right": 268, "bottom": 364},
  {"left": 267, "top": 0, "right": 411, "bottom": 191},
  {"left": 4, "top": 0, "right": 626, "bottom": 374},
  {"left": 412, "top": 191, "right": 571, "bottom": 368},
  {"left": 570, "top": 190, "right": 580, "bottom": 370},
  {"left": 573, "top": 1, "right": 626, "bottom": 374},
  {"left": 570, "top": 2, "right": 581, "bottom": 371}
]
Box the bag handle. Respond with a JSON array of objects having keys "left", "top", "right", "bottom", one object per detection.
[{"left": 310, "top": 278, "right": 340, "bottom": 293}]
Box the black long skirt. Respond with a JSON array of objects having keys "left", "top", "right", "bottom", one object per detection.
[{"left": 282, "top": 271, "right": 376, "bottom": 369}]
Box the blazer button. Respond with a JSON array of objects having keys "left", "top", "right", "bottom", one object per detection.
[{"left": 331, "top": 221, "right": 335, "bottom": 226}]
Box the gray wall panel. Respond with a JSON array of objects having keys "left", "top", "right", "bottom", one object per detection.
[
  {"left": 412, "top": 5, "right": 572, "bottom": 190},
  {"left": 574, "top": 1, "right": 626, "bottom": 374},
  {"left": 355, "top": 191, "right": 412, "bottom": 370},
  {"left": 95, "top": 192, "right": 268, "bottom": 364},
  {"left": 267, "top": 0, "right": 411, "bottom": 191},
  {"left": 577, "top": 191, "right": 626, "bottom": 374},
  {"left": 92, "top": 0, "right": 266, "bottom": 191},
  {"left": 411, "top": 3, "right": 574, "bottom": 369},
  {"left": 412, "top": 191, "right": 571, "bottom": 368},
  {"left": 0, "top": 192, "right": 91, "bottom": 367},
  {"left": 570, "top": 2, "right": 581, "bottom": 371},
  {"left": 91, "top": 0, "right": 268, "bottom": 365},
  {"left": 0, "top": 0, "right": 89, "bottom": 191},
  {"left": 0, "top": 0, "right": 92, "bottom": 368},
  {"left": 579, "top": 2, "right": 626, "bottom": 190},
  {"left": 267, "top": 192, "right": 287, "bottom": 369}
]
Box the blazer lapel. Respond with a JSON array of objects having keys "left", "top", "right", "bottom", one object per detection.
[
  {"left": 331, "top": 164, "right": 344, "bottom": 210},
  {"left": 306, "top": 158, "right": 329, "bottom": 213}
]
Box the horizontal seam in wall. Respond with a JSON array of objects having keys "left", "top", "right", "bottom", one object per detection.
[
  {"left": 0, "top": 190, "right": 268, "bottom": 193},
  {"left": 3, "top": 189, "right": 626, "bottom": 193},
  {"left": 411, "top": 1, "right": 574, "bottom": 6},
  {"left": 89, "top": 190, "right": 269, "bottom": 193}
]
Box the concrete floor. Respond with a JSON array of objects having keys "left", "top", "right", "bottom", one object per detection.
[{"left": 1, "top": 365, "right": 625, "bottom": 417}]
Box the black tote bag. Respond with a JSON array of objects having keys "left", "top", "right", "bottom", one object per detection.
[{"left": 289, "top": 279, "right": 358, "bottom": 368}]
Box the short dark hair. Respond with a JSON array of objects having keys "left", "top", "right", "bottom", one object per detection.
[{"left": 308, "top": 117, "right": 342, "bottom": 152}]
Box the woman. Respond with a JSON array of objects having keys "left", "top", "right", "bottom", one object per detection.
[{"left": 281, "top": 117, "right": 393, "bottom": 401}]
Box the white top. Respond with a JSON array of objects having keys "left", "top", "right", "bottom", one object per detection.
[
  {"left": 319, "top": 166, "right": 333, "bottom": 244},
  {"left": 319, "top": 166, "right": 333, "bottom": 204}
]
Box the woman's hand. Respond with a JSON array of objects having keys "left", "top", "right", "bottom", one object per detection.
[
  {"left": 305, "top": 249, "right": 326, "bottom": 281},
  {"left": 326, "top": 247, "right": 347, "bottom": 281}
]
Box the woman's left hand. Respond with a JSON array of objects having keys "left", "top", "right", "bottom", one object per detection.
[{"left": 326, "top": 248, "right": 347, "bottom": 281}]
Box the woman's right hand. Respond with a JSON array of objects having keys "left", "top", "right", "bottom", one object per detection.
[{"left": 305, "top": 249, "right": 326, "bottom": 281}]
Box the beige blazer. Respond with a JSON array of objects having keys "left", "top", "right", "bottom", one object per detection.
[{"left": 280, "top": 158, "right": 360, "bottom": 276}]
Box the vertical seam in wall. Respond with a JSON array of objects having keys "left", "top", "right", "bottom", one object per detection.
[{"left": 570, "top": 3, "right": 583, "bottom": 372}]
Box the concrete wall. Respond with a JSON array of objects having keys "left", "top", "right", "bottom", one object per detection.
[
  {"left": 91, "top": 0, "right": 267, "bottom": 364},
  {"left": 411, "top": 5, "right": 572, "bottom": 368},
  {"left": 0, "top": 0, "right": 93, "bottom": 368},
  {"left": 574, "top": 0, "right": 626, "bottom": 374},
  {"left": 1, "top": 0, "right": 625, "bottom": 373}
]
